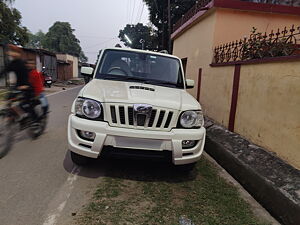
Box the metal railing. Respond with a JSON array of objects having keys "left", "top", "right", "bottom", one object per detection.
[
  {"left": 240, "top": 0, "right": 300, "bottom": 6},
  {"left": 173, "top": 0, "right": 211, "bottom": 32},
  {"left": 213, "top": 25, "right": 300, "bottom": 63}
]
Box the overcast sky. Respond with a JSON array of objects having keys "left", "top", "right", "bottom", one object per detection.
[{"left": 13, "top": 0, "right": 150, "bottom": 63}]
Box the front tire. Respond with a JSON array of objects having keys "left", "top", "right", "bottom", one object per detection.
[
  {"left": 70, "top": 151, "right": 90, "bottom": 166},
  {"left": 0, "top": 112, "right": 15, "bottom": 158},
  {"left": 27, "top": 115, "right": 48, "bottom": 139}
]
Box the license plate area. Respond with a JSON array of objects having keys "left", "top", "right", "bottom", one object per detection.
[{"left": 113, "top": 136, "right": 164, "bottom": 151}]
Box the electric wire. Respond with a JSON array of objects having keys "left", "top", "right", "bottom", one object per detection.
[
  {"left": 138, "top": 2, "right": 145, "bottom": 23},
  {"left": 131, "top": 0, "right": 136, "bottom": 24},
  {"left": 135, "top": 1, "right": 142, "bottom": 24},
  {"left": 85, "top": 37, "right": 117, "bottom": 49}
]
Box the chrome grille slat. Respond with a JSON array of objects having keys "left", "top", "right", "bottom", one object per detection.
[
  {"left": 108, "top": 104, "right": 175, "bottom": 131},
  {"left": 124, "top": 106, "right": 129, "bottom": 125},
  {"left": 115, "top": 106, "right": 121, "bottom": 125}
]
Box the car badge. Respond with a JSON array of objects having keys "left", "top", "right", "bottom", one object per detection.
[{"left": 133, "top": 104, "right": 152, "bottom": 126}]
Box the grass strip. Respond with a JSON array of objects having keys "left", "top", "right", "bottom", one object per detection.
[{"left": 75, "top": 158, "right": 269, "bottom": 225}]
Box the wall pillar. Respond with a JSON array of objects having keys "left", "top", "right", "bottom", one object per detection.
[{"left": 228, "top": 64, "right": 241, "bottom": 132}]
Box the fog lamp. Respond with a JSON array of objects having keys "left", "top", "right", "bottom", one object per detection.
[
  {"left": 79, "top": 130, "right": 96, "bottom": 141},
  {"left": 182, "top": 140, "right": 197, "bottom": 149}
]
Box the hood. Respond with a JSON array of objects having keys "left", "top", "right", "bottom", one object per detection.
[{"left": 81, "top": 79, "right": 200, "bottom": 110}]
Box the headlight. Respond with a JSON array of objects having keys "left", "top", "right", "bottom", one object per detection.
[
  {"left": 180, "top": 110, "right": 204, "bottom": 128},
  {"left": 75, "top": 98, "right": 102, "bottom": 119}
]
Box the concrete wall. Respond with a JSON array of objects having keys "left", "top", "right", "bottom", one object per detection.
[
  {"left": 172, "top": 7, "right": 300, "bottom": 168},
  {"left": 173, "top": 11, "right": 235, "bottom": 127},
  {"left": 235, "top": 61, "right": 300, "bottom": 169},
  {"left": 173, "top": 11, "right": 216, "bottom": 97},
  {"left": 214, "top": 8, "right": 300, "bottom": 46},
  {"left": 36, "top": 55, "right": 42, "bottom": 72}
]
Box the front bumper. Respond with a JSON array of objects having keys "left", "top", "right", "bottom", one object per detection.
[{"left": 68, "top": 115, "right": 206, "bottom": 165}]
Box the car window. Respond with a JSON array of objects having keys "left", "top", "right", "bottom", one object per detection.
[{"left": 96, "top": 50, "right": 184, "bottom": 88}]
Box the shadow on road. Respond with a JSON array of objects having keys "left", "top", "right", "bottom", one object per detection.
[{"left": 63, "top": 150, "right": 197, "bottom": 183}]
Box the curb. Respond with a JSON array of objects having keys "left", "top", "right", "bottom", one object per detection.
[{"left": 204, "top": 118, "right": 300, "bottom": 225}]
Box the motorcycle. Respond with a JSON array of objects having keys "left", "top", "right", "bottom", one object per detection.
[
  {"left": 42, "top": 67, "right": 52, "bottom": 88},
  {"left": 0, "top": 89, "right": 48, "bottom": 158}
]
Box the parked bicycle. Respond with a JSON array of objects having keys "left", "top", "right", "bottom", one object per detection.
[{"left": 0, "top": 89, "right": 48, "bottom": 158}]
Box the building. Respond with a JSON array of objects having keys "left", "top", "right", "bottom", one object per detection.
[
  {"left": 56, "top": 54, "right": 79, "bottom": 80},
  {"left": 172, "top": 0, "right": 300, "bottom": 169},
  {"left": 23, "top": 48, "right": 58, "bottom": 81}
]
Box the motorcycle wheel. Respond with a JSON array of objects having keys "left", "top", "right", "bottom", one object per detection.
[
  {"left": 0, "top": 111, "right": 15, "bottom": 158},
  {"left": 27, "top": 114, "right": 48, "bottom": 139}
]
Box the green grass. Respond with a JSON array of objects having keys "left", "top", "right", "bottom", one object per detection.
[{"left": 75, "top": 158, "right": 269, "bottom": 225}]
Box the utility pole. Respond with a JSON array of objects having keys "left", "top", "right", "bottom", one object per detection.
[{"left": 168, "top": 0, "right": 172, "bottom": 53}]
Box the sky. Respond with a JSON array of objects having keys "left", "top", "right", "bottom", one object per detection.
[{"left": 13, "top": 0, "right": 150, "bottom": 63}]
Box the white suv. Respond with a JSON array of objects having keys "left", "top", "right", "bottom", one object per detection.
[{"left": 68, "top": 48, "right": 206, "bottom": 170}]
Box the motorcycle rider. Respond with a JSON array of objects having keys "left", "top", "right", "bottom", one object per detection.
[
  {"left": 27, "top": 60, "right": 49, "bottom": 115},
  {"left": 0, "top": 44, "right": 37, "bottom": 121}
]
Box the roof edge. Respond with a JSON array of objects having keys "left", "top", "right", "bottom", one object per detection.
[{"left": 172, "top": 0, "right": 300, "bottom": 40}]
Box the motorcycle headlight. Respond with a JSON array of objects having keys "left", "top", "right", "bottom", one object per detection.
[
  {"left": 75, "top": 98, "right": 102, "bottom": 119},
  {"left": 180, "top": 110, "right": 204, "bottom": 128}
]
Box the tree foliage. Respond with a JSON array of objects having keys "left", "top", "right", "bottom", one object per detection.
[
  {"left": 43, "top": 22, "right": 80, "bottom": 55},
  {"left": 119, "top": 23, "right": 158, "bottom": 50},
  {"left": 143, "top": 0, "right": 197, "bottom": 51},
  {"left": 0, "top": 0, "right": 29, "bottom": 46},
  {"left": 42, "top": 21, "right": 88, "bottom": 62},
  {"left": 79, "top": 51, "right": 88, "bottom": 63},
  {"left": 26, "top": 30, "right": 45, "bottom": 48}
]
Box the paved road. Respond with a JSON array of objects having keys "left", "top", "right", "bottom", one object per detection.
[{"left": 0, "top": 86, "right": 104, "bottom": 225}]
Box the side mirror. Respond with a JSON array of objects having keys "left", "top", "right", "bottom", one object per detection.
[
  {"left": 186, "top": 79, "right": 195, "bottom": 89},
  {"left": 81, "top": 67, "right": 94, "bottom": 77}
]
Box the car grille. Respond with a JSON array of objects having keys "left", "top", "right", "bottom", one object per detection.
[{"left": 106, "top": 104, "right": 177, "bottom": 131}]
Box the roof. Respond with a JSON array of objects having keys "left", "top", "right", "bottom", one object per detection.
[
  {"left": 57, "top": 60, "right": 70, "bottom": 65},
  {"left": 102, "top": 47, "right": 180, "bottom": 60},
  {"left": 22, "top": 48, "right": 56, "bottom": 56}
]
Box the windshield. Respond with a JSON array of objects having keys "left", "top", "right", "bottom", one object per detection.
[{"left": 95, "top": 50, "right": 184, "bottom": 88}]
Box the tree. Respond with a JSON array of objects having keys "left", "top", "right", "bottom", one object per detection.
[
  {"left": 118, "top": 23, "right": 158, "bottom": 50},
  {"left": 43, "top": 21, "right": 88, "bottom": 62},
  {"left": 79, "top": 51, "right": 88, "bottom": 63},
  {"left": 0, "top": 0, "right": 29, "bottom": 45},
  {"left": 143, "top": 0, "right": 197, "bottom": 51},
  {"left": 26, "top": 30, "right": 45, "bottom": 48}
]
